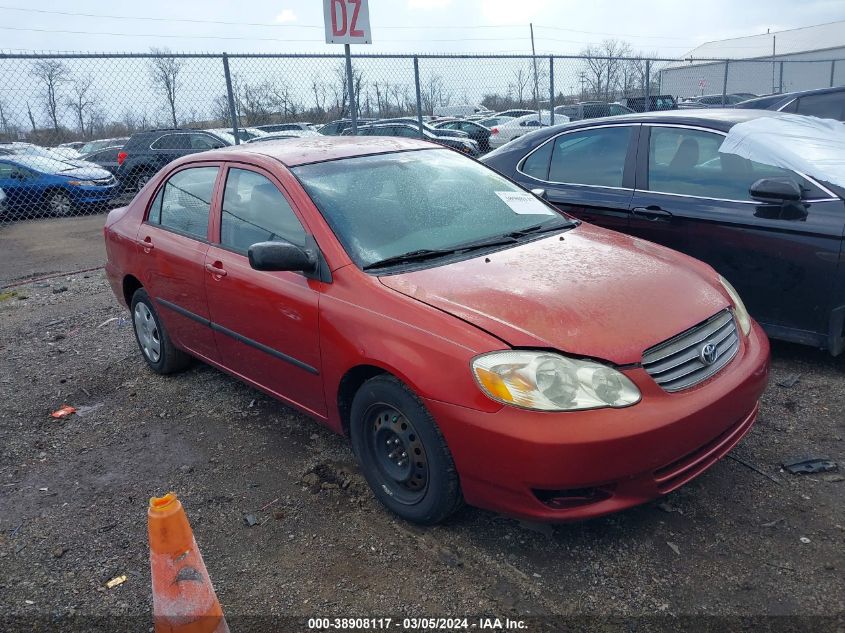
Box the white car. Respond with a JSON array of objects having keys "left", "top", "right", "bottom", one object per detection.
[
  {"left": 245, "top": 130, "right": 318, "bottom": 144},
  {"left": 488, "top": 111, "right": 569, "bottom": 149},
  {"left": 0, "top": 187, "right": 6, "bottom": 215}
]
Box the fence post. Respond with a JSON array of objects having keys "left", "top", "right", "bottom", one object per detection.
[
  {"left": 413, "top": 56, "right": 424, "bottom": 139},
  {"left": 831, "top": 60, "right": 837, "bottom": 87},
  {"left": 779, "top": 62, "right": 784, "bottom": 93},
  {"left": 344, "top": 44, "right": 357, "bottom": 134},
  {"left": 221, "top": 53, "right": 239, "bottom": 145},
  {"left": 549, "top": 56, "right": 554, "bottom": 126},
  {"left": 721, "top": 60, "right": 729, "bottom": 106},
  {"left": 645, "top": 59, "right": 651, "bottom": 112}
]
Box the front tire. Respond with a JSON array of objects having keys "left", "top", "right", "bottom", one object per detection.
[
  {"left": 45, "top": 190, "right": 73, "bottom": 217},
  {"left": 350, "top": 375, "right": 463, "bottom": 525},
  {"left": 130, "top": 288, "right": 190, "bottom": 374}
]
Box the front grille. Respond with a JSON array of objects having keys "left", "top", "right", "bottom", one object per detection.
[{"left": 642, "top": 309, "right": 739, "bottom": 392}]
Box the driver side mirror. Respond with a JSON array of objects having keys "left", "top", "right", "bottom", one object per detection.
[
  {"left": 749, "top": 178, "right": 802, "bottom": 203},
  {"left": 248, "top": 240, "right": 317, "bottom": 274}
]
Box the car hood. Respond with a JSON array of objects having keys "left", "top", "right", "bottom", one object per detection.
[
  {"left": 378, "top": 224, "right": 731, "bottom": 365},
  {"left": 59, "top": 163, "right": 113, "bottom": 180}
]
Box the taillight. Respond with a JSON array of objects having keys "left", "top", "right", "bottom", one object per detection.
[
  {"left": 491, "top": 127, "right": 499, "bottom": 135},
  {"left": 117, "top": 151, "right": 127, "bottom": 165}
]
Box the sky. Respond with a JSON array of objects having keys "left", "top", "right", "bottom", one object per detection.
[{"left": 0, "top": 0, "right": 843, "bottom": 58}]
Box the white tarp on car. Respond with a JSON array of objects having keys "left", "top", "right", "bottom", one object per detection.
[{"left": 719, "top": 114, "right": 845, "bottom": 189}]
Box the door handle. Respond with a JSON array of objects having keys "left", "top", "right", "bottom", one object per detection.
[
  {"left": 632, "top": 206, "right": 673, "bottom": 221},
  {"left": 205, "top": 262, "right": 227, "bottom": 278},
  {"left": 138, "top": 236, "right": 154, "bottom": 252}
]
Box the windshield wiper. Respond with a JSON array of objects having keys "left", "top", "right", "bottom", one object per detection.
[
  {"left": 363, "top": 248, "right": 460, "bottom": 271},
  {"left": 363, "top": 235, "right": 520, "bottom": 271},
  {"left": 506, "top": 220, "right": 575, "bottom": 238},
  {"left": 362, "top": 223, "right": 576, "bottom": 272}
]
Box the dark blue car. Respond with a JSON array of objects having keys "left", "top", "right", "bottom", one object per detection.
[
  {"left": 482, "top": 109, "right": 845, "bottom": 355},
  {"left": 0, "top": 154, "right": 118, "bottom": 217}
]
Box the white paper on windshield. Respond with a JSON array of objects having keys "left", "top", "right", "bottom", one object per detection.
[
  {"left": 495, "top": 191, "right": 555, "bottom": 215},
  {"left": 719, "top": 114, "right": 845, "bottom": 189}
]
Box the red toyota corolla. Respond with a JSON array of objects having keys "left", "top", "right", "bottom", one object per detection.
[{"left": 104, "top": 137, "right": 769, "bottom": 524}]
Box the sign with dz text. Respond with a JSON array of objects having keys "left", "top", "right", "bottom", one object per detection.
[{"left": 324, "top": 0, "right": 372, "bottom": 45}]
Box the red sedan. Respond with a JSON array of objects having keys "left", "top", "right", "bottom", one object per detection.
[{"left": 104, "top": 137, "right": 770, "bottom": 524}]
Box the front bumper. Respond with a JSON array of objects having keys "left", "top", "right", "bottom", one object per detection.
[
  {"left": 71, "top": 184, "right": 119, "bottom": 204},
  {"left": 426, "top": 322, "right": 770, "bottom": 521}
]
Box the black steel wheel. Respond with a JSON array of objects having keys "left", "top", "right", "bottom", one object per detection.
[{"left": 350, "top": 375, "right": 463, "bottom": 524}]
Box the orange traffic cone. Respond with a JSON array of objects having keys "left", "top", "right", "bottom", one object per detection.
[{"left": 148, "top": 492, "right": 229, "bottom": 633}]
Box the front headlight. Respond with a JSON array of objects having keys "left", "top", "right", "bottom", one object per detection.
[
  {"left": 718, "top": 276, "right": 751, "bottom": 336},
  {"left": 472, "top": 351, "right": 641, "bottom": 411}
]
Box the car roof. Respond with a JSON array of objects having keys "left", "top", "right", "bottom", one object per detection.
[
  {"left": 554, "top": 108, "right": 785, "bottom": 131},
  {"left": 736, "top": 85, "right": 845, "bottom": 108},
  {"left": 204, "top": 135, "right": 437, "bottom": 167}
]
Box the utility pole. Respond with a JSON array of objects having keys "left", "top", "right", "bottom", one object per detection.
[
  {"left": 772, "top": 35, "right": 777, "bottom": 94},
  {"left": 530, "top": 23, "right": 541, "bottom": 118}
]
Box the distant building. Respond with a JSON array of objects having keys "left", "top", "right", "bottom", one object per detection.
[{"left": 659, "top": 21, "right": 845, "bottom": 99}]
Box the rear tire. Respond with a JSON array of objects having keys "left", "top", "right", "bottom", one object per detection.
[
  {"left": 350, "top": 375, "right": 463, "bottom": 525},
  {"left": 135, "top": 172, "right": 153, "bottom": 192},
  {"left": 130, "top": 288, "right": 191, "bottom": 374}
]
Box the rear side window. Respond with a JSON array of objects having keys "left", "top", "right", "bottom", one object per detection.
[
  {"left": 548, "top": 126, "right": 632, "bottom": 187},
  {"left": 220, "top": 168, "right": 306, "bottom": 253},
  {"left": 520, "top": 140, "right": 554, "bottom": 180},
  {"left": 149, "top": 167, "right": 218, "bottom": 239}
]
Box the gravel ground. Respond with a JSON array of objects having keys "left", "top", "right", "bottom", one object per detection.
[{"left": 0, "top": 238, "right": 843, "bottom": 632}]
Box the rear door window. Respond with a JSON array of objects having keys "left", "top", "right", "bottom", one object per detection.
[
  {"left": 149, "top": 166, "right": 218, "bottom": 239},
  {"left": 548, "top": 126, "right": 633, "bottom": 187},
  {"left": 151, "top": 134, "right": 191, "bottom": 150},
  {"left": 795, "top": 92, "right": 845, "bottom": 121}
]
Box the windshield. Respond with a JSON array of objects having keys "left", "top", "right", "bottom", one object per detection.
[{"left": 293, "top": 149, "right": 572, "bottom": 270}]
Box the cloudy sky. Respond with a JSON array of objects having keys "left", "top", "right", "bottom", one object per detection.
[{"left": 0, "top": 0, "right": 842, "bottom": 57}]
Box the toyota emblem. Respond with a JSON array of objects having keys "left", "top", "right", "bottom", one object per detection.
[{"left": 699, "top": 342, "right": 719, "bottom": 366}]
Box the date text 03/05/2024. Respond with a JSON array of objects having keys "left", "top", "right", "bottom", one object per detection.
[{"left": 306, "top": 617, "right": 527, "bottom": 630}]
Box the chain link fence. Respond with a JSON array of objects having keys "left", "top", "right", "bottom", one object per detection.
[{"left": 0, "top": 51, "right": 842, "bottom": 226}]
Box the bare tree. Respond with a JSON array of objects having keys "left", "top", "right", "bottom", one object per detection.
[
  {"left": 65, "top": 75, "right": 95, "bottom": 135},
  {"left": 580, "top": 39, "right": 633, "bottom": 101},
  {"left": 311, "top": 75, "right": 328, "bottom": 118},
  {"left": 508, "top": 67, "right": 530, "bottom": 107},
  {"left": 31, "top": 59, "right": 70, "bottom": 134},
  {"left": 0, "top": 100, "right": 12, "bottom": 140},
  {"left": 148, "top": 48, "right": 183, "bottom": 127},
  {"left": 26, "top": 102, "right": 37, "bottom": 135},
  {"left": 420, "top": 74, "right": 449, "bottom": 114}
]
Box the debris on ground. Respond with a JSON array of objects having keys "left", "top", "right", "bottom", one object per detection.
[
  {"left": 243, "top": 513, "right": 259, "bottom": 527},
  {"left": 50, "top": 405, "right": 76, "bottom": 419},
  {"left": 52, "top": 285, "right": 68, "bottom": 294},
  {"left": 782, "top": 456, "right": 838, "bottom": 475},
  {"left": 105, "top": 574, "right": 127, "bottom": 589},
  {"left": 75, "top": 403, "right": 104, "bottom": 417},
  {"left": 728, "top": 453, "right": 782, "bottom": 483},
  {"left": 667, "top": 542, "right": 681, "bottom": 556},
  {"left": 799, "top": 537, "right": 811, "bottom": 544},
  {"left": 776, "top": 374, "right": 801, "bottom": 388}
]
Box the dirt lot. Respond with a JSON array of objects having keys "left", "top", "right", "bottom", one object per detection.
[{"left": 0, "top": 218, "right": 843, "bottom": 632}]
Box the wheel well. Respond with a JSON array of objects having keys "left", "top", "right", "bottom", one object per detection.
[
  {"left": 122, "top": 274, "right": 142, "bottom": 307},
  {"left": 337, "top": 365, "right": 388, "bottom": 436}
]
